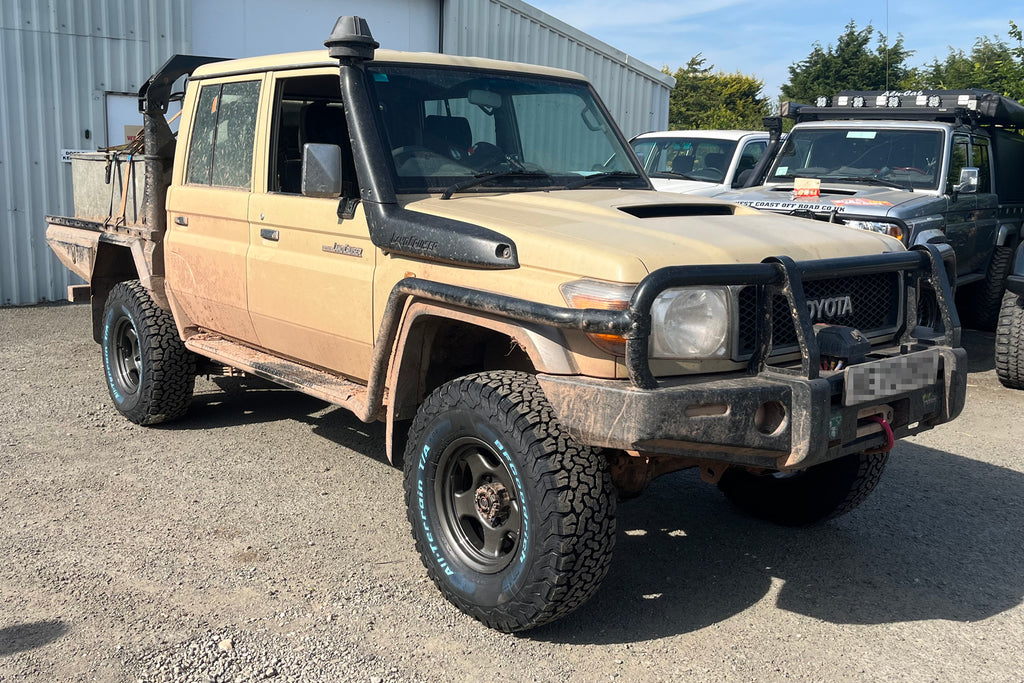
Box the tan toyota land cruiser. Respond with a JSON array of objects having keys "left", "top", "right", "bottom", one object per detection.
[{"left": 46, "top": 16, "right": 966, "bottom": 632}]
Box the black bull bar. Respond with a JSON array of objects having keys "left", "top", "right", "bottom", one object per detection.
[{"left": 372, "top": 243, "right": 958, "bottom": 400}]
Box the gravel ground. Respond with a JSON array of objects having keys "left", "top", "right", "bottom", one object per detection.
[{"left": 2, "top": 302, "right": 1023, "bottom": 682}]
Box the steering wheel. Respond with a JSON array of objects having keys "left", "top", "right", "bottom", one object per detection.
[{"left": 466, "top": 141, "right": 508, "bottom": 170}]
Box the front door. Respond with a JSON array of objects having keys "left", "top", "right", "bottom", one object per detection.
[{"left": 246, "top": 70, "right": 375, "bottom": 380}]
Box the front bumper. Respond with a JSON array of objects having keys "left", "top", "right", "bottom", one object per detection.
[{"left": 538, "top": 345, "right": 966, "bottom": 470}]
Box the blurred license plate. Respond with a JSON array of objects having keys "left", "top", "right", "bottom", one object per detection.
[{"left": 844, "top": 350, "right": 939, "bottom": 404}]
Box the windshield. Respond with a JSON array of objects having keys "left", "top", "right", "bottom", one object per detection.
[
  {"left": 631, "top": 137, "right": 738, "bottom": 184},
  {"left": 367, "top": 64, "right": 646, "bottom": 194},
  {"left": 768, "top": 127, "right": 943, "bottom": 190}
]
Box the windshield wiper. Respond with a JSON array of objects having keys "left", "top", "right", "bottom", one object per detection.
[
  {"left": 650, "top": 170, "right": 699, "bottom": 181},
  {"left": 563, "top": 171, "right": 641, "bottom": 189},
  {"left": 440, "top": 170, "right": 553, "bottom": 200},
  {"left": 824, "top": 175, "right": 913, "bottom": 191}
]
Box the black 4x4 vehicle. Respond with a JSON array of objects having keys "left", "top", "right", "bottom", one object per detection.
[{"left": 721, "top": 90, "right": 1024, "bottom": 331}]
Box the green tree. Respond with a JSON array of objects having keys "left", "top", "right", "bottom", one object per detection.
[
  {"left": 664, "top": 55, "right": 771, "bottom": 130},
  {"left": 908, "top": 21, "right": 1024, "bottom": 100},
  {"left": 781, "top": 21, "right": 914, "bottom": 103}
]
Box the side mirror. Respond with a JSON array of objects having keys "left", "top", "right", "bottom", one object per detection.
[
  {"left": 301, "top": 143, "right": 343, "bottom": 198},
  {"left": 953, "top": 166, "right": 979, "bottom": 195}
]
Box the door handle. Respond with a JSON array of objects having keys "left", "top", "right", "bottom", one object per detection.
[{"left": 260, "top": 228, "right": 280, "bottom": 242}]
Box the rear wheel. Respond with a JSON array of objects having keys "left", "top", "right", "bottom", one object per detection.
[
  {"left": 995, "top": 290, "right": 1024, "bottom": 389},
  {"left": 717, "top": 450, "right": 890, "bottom": 526},
  {"left": 403, "top": 371, "right": 616, "bottom": 632},
  {"left": 101, "top": 280, "right": 195, "bottom": 425}
]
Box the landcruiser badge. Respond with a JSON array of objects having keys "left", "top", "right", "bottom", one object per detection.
[
  {"left": 807, "top": 295, "right": 853, "bottom": 320},
  {"left": 323, "top": 243, "right": 363, "bottom": 257}
]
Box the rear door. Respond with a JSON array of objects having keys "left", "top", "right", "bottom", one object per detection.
[{"left": 165, "top": 76, "right": 263, "bottom": 343}]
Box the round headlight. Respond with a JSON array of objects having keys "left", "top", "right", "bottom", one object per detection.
[{"left": 650, "top": 288, "right": 730, "bottom": 359}]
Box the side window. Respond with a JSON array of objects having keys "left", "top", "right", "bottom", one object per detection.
[
  {"left": 185, "top": 80, "right": 261, "bottom": 189},
  {"left": 186, "top": 86, "right": 219, "bottom": 185},
  {"left": 739, "top": 141, "right": 766, "bottom": 167},
  {"left": 270, "top": 75, "right": 357, "bottom": 196},
  {"left": 630, "top": 140, "right": 657, "bottom": 172},
  {"left": 734, "top": 141, "right": 766, "bottom": 186},
  {"left": 972, "top": 137, "right": 992, "bottom": 193},
  {"left": 946, "top": 134, "right": 970, "bottom": 193}
]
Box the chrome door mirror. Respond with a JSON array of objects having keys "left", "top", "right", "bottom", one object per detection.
[{"left": 954, "top": 166, "right": 979, "bottom": 194}]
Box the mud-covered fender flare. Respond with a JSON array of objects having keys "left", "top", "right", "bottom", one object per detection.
[{"left": 383, "top": 301, "right": 578, "bottom": 463}]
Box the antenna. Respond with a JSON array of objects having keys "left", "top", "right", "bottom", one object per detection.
[{"left": 885, "top": 0, "right": 890, "bottom": 91}]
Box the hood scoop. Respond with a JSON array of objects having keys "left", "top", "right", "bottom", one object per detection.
[
  {"left": 619, "top": 204, "right": 735, "bottom": 219},
  {"left": 769, "top": 186, "right": 858, "bottom": 196}
]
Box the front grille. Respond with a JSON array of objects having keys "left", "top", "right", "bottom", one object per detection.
[{"left": 736, "top": 271, "right": 902, "bottom": 356}]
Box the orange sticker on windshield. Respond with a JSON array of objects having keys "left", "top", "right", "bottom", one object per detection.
[
  {"left": 211, "top": 95, "right": 219, "bottom": 114},
  {"left": 793, "top": 177, "right": 821, "bottom": 199}
]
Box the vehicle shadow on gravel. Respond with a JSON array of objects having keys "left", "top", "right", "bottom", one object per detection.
[
  {"left": 961, "top": 328, "right": 995, "bottom": 373},
  {"left": 0, "top": 620, "right": 69, "bottom": 656},
  {"left": 531, "top": 441, "right": 1024, "bottom": 644},
  {"left": 175, "top": 377, "right": 332, "bottom": 430}
]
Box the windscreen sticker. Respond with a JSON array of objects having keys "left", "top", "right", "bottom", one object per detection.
[
  {"left": 847, "top": 131, "right": 877, "bottom": 139},
  {"left": 831, "top": 198, "right": 894, "bottom": 206},
  {"left": 775, "top": 166, "right": 789, "bottom": 176},
  {"left": 373, "top": 72, "right": 389, "bottom": 82}
]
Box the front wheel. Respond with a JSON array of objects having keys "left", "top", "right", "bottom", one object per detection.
[
  {"left": 995, "top": 290, "right": 1024, "bottom": 389},
  {"left": 403, "top": 371, "right": 616, "bottom": 632},
  {"left": 717, "top": 450, "right": 890, "bottom": 526},
  {"left": 101, "top": 280, "right": 195, "bottom": 425}
]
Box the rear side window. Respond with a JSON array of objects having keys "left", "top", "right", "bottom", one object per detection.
[{"left": 186, "top": 80, "right": 261, "bottom": 189}]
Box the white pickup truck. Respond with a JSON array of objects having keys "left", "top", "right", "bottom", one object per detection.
[{"left": 630, "top": 129, "right": 773, "bottom": 196}]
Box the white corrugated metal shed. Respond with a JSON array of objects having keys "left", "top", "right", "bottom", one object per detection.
[
  {"left": 1, "top": 0, "right": 671, "bottom": 306},
  {"left": 0, "top": 0, "right": 190, "bottom": 305},
  {"left": 444, "top": 0, "right": 672, "bottom": 138}
]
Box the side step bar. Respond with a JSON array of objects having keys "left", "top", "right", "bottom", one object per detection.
[{"left": 185, "top": 333, "right": 376, "bottom": 419}]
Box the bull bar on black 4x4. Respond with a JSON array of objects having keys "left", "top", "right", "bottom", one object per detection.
[{"left": 372, "top": 243, "right": 966, "bottom": 471}]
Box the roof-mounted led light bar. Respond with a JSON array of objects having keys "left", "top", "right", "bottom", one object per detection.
[{"left": 782, "top": 89, "right": 1024, "bottom": 127}]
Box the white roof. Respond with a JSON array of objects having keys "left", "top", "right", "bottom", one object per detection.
[{"left": 633, "top": 129, "right": 768, "bottom": 142}]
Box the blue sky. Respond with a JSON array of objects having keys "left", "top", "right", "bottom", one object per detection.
[{"left": 527, "top": 1, "right": 1016, "bottom": 100}]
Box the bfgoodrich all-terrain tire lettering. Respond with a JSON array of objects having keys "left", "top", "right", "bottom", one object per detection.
[
  {"left": 402, "top": 371, "right": 616, "bottom": 632},
  {"left": 995, "top": 290, "right": 1024, "bottom": 389},
  {"left": 717, "top": 449, "right": 890, "bottom": 526},
  {"left": 101, "top": 280, "right": 195, "bottom": 425}
]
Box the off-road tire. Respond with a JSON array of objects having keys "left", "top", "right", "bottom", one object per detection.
[
  {"left": 101, "top": 280, "right": 195, "bottom": 425},
  {"left": 402, "top": 371, "right": 616, "bottom": 632},
  {"left": 995, "top": 290, "right": 1024, "bottom": 389},
  {"left": 958, "top": 245, "right": 1013, "bottom": 331},
  {"left": 717, "top": 450, "right": 890, "bottom": 526}
]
